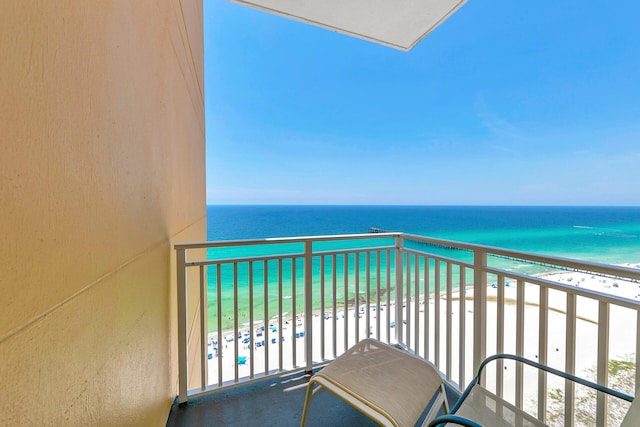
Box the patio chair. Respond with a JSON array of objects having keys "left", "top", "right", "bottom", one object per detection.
[
  {"left": 427, "top": 354, "right": 637, "bottom": 427},
  {"left": 300, "top": 338, "right": 449, "bottom": 427}
]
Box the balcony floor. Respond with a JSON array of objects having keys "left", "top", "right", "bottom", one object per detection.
[{"left": 166, "top": 367, "right": 460, "bottom": 427}]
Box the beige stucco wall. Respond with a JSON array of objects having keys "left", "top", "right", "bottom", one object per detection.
[{"left": 0, "top": 0, "right": 205, "bottom": 425}]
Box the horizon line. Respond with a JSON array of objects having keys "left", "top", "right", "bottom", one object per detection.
[{"left": 205, "top": 203, "right": 640, "bottom": 208}]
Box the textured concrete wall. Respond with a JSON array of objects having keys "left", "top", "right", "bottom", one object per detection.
[{"left": 0, "top": 0, "right": 205, "bottom": 425}]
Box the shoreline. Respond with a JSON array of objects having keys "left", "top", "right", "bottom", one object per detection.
[{"left": 207, "top": 262, "right": 640, "bottom": 334}]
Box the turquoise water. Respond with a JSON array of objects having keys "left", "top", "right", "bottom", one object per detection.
[
  {"left": 204, "top": 206, "right": 640, "bottom": 330},
  {"left": 207, "top": 205, "right": 640, "bottom": 264}
]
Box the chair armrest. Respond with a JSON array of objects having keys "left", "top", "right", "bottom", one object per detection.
[{"left": 475, "top": 355, "right": 633, "bottom": 403}]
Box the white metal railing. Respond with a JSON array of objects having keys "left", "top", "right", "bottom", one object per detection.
[{"left": 175, "top": 233, "right": 640, "bottom": 424}]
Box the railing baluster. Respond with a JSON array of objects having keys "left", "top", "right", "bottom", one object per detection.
[
  {"left": 596, "top": 301, "right": 610, "bottom": 427},
  {"left": 304, "top": 241, "right": 313, "bottom": 373},
  {"left": 232, "top": 264, "right": 238, "bottom": 383},
  {"left": 292, "top": 258, "right": 297, "bottom": 368},
  {"left": 355, "top": 252, "right": 360, "bottom": 344},
  {"left": 459, "top": 266, "right": 466, "bottom": 390},
  {"left": 424, "top": 257, "right": 430, "bottom": 360},
  {"left": 343, "top": 254, "right": 349, "bottom": 352},
  {"left": 278, "top": 259, "right": 283, "bottom": 371},
  {"left": 217, "top": 265, "right": 224, "bottom": 385},
  {"left": 199, "top": 265, "right": 207, "bottom": 390},
  {"left": 375, "top": 250, "right": 381, "bottom": 341},
  {"left": 176, "top": 247, "right": 188, "bottom": 402},
  {"left": 446, "top": 262, "right": 452, "bottom": 381},
  {"left": 366, "top": 252, "right": 371, "bottom": 339},
  {"left": 564, "top": 293, "right": 576, "bottom": 427},
  {"left": 395, "top": 237, "right": 404, "bottom": 344},
  {"left": 320, "top": 255, "right": 325, "bottom": 361},
  {"left": 538, "top": 286, "right": 548, "bottom": 422},
  {"left": 435, "top": 260, "right": 441, "bottom": 368},
  {"left": 263, "top": 260, "right": 269, "bottom": 375},
  {"left": 332, "top": 254, "right": 337, "bottom": 358},
  {"left": 473, "top": 250, "right": 488, "bottom": 376},
  {"left": 496, "top": 276, "right": 505, "bottom": 402},
  {"left": 405, "top": 253, "right": 412, "bottom": 347},
  {"left": 516, "top": 279, "right": 525, "bottom": 409},
  {"left": 414, "top": 255, "right": 420, "bottom": 354},
  {"left": 386, "top": 249, "right": 391, "bottom": 344},
  {"left": 248, "top": 263, "right": 254, "bottom": 379}
]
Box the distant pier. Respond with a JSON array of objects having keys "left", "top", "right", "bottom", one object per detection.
[{"left": 368, "top": 227, "right": 388, "bottom": 233}]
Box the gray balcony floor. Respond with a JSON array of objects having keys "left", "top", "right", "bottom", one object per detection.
[{"left": 166, "top": 368, "right": 460, "bottom": 427}]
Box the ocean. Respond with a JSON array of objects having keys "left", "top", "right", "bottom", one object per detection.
[
  {"left": 207, "top": 205, "right": 640, "bottom": 265},
  {"left": 204, "top": 205, "right": 640, "bottom": 330}
]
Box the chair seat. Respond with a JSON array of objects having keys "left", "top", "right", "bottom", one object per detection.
[
  {"left": 456, "top": 386, "right": 547, "bottom": 427},
  {"left": 301, "top": 338, "right": 446, "bottom": 427}
]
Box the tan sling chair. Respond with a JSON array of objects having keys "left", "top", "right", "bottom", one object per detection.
[{"left": 300, "top": 338, "right": 449, "bottom": 427}]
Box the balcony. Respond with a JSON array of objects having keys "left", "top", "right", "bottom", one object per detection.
[{"left": 172, "top": 233, "right": 640, "bottom": 425}]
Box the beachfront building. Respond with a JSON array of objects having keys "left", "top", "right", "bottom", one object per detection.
[
  {"left": 3, "top": 1, "right": 640, "bottom": 426},
  {"left": 1, "top": 1, "right": 205, "bottom": 425}
]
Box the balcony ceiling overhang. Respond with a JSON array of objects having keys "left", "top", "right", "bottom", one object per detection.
[{"left": 228, "top": 0, "right": 467, "bottom": 51}]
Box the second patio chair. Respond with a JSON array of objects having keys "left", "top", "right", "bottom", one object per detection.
[{"left": 427, "top": 354, "right": 637, "bottom": 427}]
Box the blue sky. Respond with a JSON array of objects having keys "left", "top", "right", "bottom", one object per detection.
[{"left": 204, "top": 0, "right": 640, "bottom": 205}]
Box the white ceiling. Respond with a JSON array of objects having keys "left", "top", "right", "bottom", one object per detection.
[{"left": 228, "top": 0, "right": 467, "bottom": 51}]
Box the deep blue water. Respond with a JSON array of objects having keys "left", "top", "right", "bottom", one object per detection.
[{"left": 207, "top": 205, "right": 640, "bottom": 264}]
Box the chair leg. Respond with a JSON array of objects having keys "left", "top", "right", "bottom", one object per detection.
[
  {"left": 420, "top": 384, "right": 449, "bottom": 427},
  {"left": 300, "top": 380, "right": 318, "bottom": 427},
  {"left": 441, "top": 384, "right": 449, "bottom": 413}
]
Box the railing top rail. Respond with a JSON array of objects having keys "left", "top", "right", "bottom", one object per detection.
[
  {"left": 175, "top": 232, "right": 640, "bottom": 281},
  {"left": 174, "top": 232, "right": 400, "bottom": 250},
  {"left": 185, "top": 245, "right": 398, "bottom": 267},
  {"left": 402, "top": 233, "right": 640, "bottom": 281}
]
